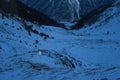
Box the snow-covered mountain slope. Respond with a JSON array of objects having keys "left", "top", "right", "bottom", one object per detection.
[
  {"left": 20, "top": 0, "right": 114, "bottom": 23},
  {"left": 0, "top": 0, "right": 63, "bottom": 27},
  {"left": 0, "top": 0, "right": 120, "bottom": 80}
]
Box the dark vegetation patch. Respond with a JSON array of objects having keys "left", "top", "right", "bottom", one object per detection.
[
  {"left": 104, "top": 67, "right": 117, "bottom": 71},
  {"left": 4, "top": 23, "right": 9, "bottom": 26},
  {"left": 0, "top": 68, "right": 13, "bottom": 72},
  {"left": 21, "top": 21, "right": 52, "bottom": 40},
  {"left": 37, "top": 50, "right": 82, "bottom": 69},
  {"left": 40, "top": 32, "right": 50, "bottom": 40},
  {"left": 11, "top": 26, "right": 14, "bottom": 28},
  {"left": 19, "top": 40, "right": 22, "bottom": 43},
  {"left": 116, "top": 78, "right": 120, "bottom": 80},
  {"left": 0, "top": 46, "right": 2, "bottom": 49},
  {"left": 100, "top": 78, "right": 109, "bottom": 80},
  {"left": 35, "top": 40, "right": 39, "bottom": 44},
  {"left": 106, "top": 31, "right": 110, "bottom": 35},
  {"left": 20, "top": 60, "right": 53, "bottom": 71},
  {"left": 17, "top": 27, "right": 22, "bottom": 30}
]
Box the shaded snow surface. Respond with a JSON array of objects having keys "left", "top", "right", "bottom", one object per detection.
[{"left": 0, "top": 1, "right": 120, "bottom": 80}]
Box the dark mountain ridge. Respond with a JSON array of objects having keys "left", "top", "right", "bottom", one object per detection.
[
  {"left": 0, "top": 0, "right": 65, "bottom": 27},
  {"left": 20, "top": 0, "right": 115, "bottom": 23},
  {"left": 71, "top": 1, "right": 114, "bottom": 30}
]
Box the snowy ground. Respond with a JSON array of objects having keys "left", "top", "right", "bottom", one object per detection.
[{"left": 0, "top": 1, "right": 120, "bottom": 80}]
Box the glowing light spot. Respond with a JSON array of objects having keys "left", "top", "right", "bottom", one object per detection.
[{"left": 38, "top": 51, "right": 42, "bottom": 55}]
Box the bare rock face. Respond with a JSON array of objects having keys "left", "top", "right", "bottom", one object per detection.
[{"left": 20, "top": 0, "right": 114, "bottom": 23}]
